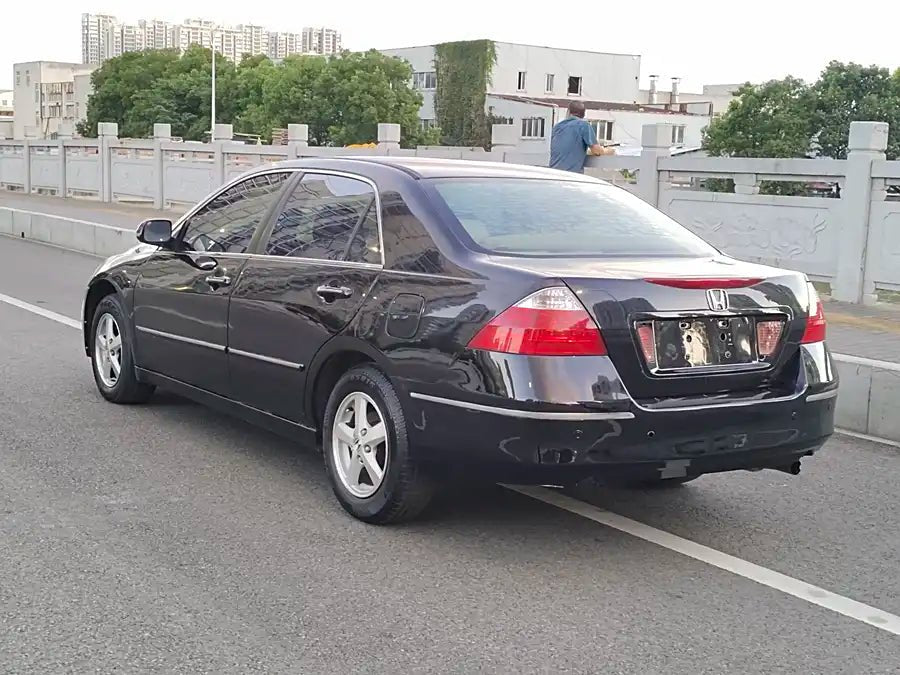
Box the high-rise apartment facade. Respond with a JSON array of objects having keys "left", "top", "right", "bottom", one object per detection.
[{"left": 80, "top": 13, "right": 342, "bottom": 65}]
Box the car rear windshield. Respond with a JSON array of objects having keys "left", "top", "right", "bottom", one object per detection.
[{"left": 430, "top": 178, "right": 718, "bottom": 257}]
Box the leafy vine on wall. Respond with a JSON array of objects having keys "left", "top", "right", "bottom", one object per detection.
[{"left": 433, "top": 40, "right": 497, "bottom": 148}]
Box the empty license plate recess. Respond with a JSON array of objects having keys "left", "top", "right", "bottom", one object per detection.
[{"left": 649, "top": 316, "right": 756, "bottom": 371}]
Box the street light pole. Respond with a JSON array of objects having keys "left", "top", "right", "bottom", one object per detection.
[{"left": 210, "top": 36, "right": 216, "bottom": 140}]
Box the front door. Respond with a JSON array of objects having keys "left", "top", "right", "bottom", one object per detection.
[
  {"left": 132, "top": 171, "right": 292, "bottom": 395},
  {"left": 227, "top": 171, "right": 383, "bottom": 422}
]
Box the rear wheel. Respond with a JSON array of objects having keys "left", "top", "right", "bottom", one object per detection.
[
  {"left": 323, "top": 365, "right": 434, "bottom": 524},
  {"left": 90, "top": 294, "right": 155, "bottom": 404}
]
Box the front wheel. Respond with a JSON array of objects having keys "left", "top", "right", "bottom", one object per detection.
[
  {"left": 90, "top": 294, "right": 155, "bottom": 404},
  {"left": 323, "top": 365, "right": 434, "bottom": 524}
]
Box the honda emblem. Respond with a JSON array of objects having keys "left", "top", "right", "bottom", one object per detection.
[{"left": 706, "top": 289, "right": 728, "bottom": 311}]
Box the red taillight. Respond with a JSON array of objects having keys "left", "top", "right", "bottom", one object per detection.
[
  {"left": 467, "top": 287, "right": 607, "bottom": 356},
  {"left": 801, "top": 283, "right": 826, "bottom": 344},
  {"left": 644, "top": 277, "right": 763, "bottom": 290},
  {"left": 756, "top": 320, "right": 784, "bottom": 357}
]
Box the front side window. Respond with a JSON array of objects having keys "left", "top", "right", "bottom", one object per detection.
[
  {"left": 180, "top": 172, "right": 290, "bottom": 253},
  {"left": 263, "top": 173, "right": 380, "bottom": 264},
  {"left": 431, "top": 178, "right": 717, "bottom": 258}
]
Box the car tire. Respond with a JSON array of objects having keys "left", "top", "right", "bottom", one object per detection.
[
  {"left": 323, "top": 365, "right": 434, "bottom": 524},
  {"left": 90, "top": 294, "right": 155, "bottom": 404}
]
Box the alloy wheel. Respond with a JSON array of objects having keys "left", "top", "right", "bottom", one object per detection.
[
  {"left": 332, "top": 391, "right": 389, "bottom": 498},
  {"left": 94, "top": 312, "right": 123, "bottom": 388}
]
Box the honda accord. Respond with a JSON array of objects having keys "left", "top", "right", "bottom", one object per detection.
[{"left": 82, "top": 158, "right": 838, "bottom": 523}]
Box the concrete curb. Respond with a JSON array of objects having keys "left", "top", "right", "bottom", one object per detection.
[
  {"left": 0, "top": 207, "right": 133, "bottom": 258},
  {"left": 2, "top": 205, "right": 899, "bottom": 444}
]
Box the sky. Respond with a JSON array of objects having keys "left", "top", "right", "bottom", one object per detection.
[{"left": 2, "top": 1, "right": 899, "bottom": 92}]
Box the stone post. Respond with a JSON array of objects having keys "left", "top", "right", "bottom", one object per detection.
[
  {"left": 287, "top": 124, "right": 309, "bottom": 158},
  {"left": 491, "top": 124, "right": 517, "bottom": 160},
  {"left": 57, "top": 122, "right": 73, "bottom": 198},
  {"left": 212, "top": 123, "right": 233, "bottom": 186},
  {"left": 637, "top": 124, "right": 672, "bottom": 207},
  {"left": 98, "top": 121, "right": 118, "bottom": 203},
  {"left": 832, "top": 121, "right": 889, "bottom": 304},
  {"left": 153, "top": 123, "right": 172, "bottom": 209},
  {"left": 733, "top": 174, "right": 760, "bottom": 195},
  {"left": 377, "top": 123, "right": 401, "bottom": 154}
]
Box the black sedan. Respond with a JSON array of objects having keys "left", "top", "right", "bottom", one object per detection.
[{"left": 82, "top": 157, "right": 838, "bottom": 523}]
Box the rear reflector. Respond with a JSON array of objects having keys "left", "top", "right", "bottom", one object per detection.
[
  {"left": 644, "top": 277, "right": 763, "bottom": 290},
  {"left": 467, "top": 287, "right": 607, "bottom": 356},
  {"left": 636, "top": 323, "right": 656, "bottom": 367},
  {"left": 801, "top": 283, "right": 826, "bottom": 344},
  {"left": 756, "top": 320, "right": 784, "bottom": 357}
]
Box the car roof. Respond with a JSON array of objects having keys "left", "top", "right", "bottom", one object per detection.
[{"left": 270, "top": 156, "right": 602, "bottom": 182}]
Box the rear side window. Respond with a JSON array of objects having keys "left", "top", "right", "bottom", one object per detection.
[
  {"left": 263, "top": 173, "right": 381, "bottom": 264},
  {"left": 430, "top": 178, "right": 717, "bottom": 257}
]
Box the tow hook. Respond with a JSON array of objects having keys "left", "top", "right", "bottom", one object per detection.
[{"left": 773, "top": 461, "right": 802, "bottom": 475}]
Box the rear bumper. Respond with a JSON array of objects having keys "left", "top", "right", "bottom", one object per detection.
[{"left": 403, "top": 343, "right": 837, "bottom": 482}]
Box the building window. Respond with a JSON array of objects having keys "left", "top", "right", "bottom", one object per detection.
[
  {"left": 521, "top": 117, "right": 546, "bottom": 139},
  {"left": 591, "top": 120, "right": 614, "bottom": 142},
  {"left": 545, "top": 73, "right": 554, "bottom": 93},
  {"left": 517, "top": 71, "right": 527, "bottom": 91},
  {"left": 567, "top": 76, "right": 582, "bottom": 95},
  {"left": 15, "top": 70, "right": 21, "bottom": 86},
  {"left": 672, "top": 125, "right": 686, "bottom": 145},
  {"left": 412, "top": 71, "right": 436, "bottom": 90},
  {"left": 34, "top": 84, "right": 39, "bottom": 103},
  {"left": 420, "top": 118, "right": 437, "bottom": 130},
  {"left": 493, "top": 116, "right": 514, "bottom": 125}
]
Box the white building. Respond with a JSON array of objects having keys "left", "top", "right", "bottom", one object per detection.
[
  {"left": 302, "top": 27, "right": 341, "bottom": 55},
  {"left": 12, "top": 62, "right": 96, "bottom": 139},
  {"left": 382, "top": 41, "right": 714, "bottom": 153},
  {"left": 81, "top": 13, "right": 342, "bottom": 65}
]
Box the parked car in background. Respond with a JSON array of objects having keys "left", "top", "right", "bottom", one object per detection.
[{"left": 82, "top": 158, "right": 838, "bottom": 523}]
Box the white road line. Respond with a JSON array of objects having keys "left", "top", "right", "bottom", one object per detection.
[
  {"left": 0, "top": 292, "right": 81, "bottom": 330},
  {"left": 4, "top": 289, "right": 900, "bottom": 636},
  {"left": 506, "top": 485, "right": 900, "bottom": 637}
]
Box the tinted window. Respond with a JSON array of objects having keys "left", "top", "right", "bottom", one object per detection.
[
  {"left": 181, "top": 173, "right": 289, "bottom": 253},
  {"left": 264, "top": 173, "right": 380, "bottom": 263},
  {"left": 431, "top": 178, "right": 718, "bottom": 257},
  {"left": 380, "top": 190, "right": 446, "bottom": 274}
]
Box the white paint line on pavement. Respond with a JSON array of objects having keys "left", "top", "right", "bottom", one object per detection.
[
  {"left": 506, "top": 485, "right": 900, "bottom": 637},
  {"left": 5, "top": 288, "right": 900, "bottom": 636},
  {"left": 0, "top": 292, "right": 81, "bottom": 330}
]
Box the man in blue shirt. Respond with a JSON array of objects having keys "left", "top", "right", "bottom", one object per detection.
[{"left": 549, "top": 101, "right": 608, "bottom": 173}]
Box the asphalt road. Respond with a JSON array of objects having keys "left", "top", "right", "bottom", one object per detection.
[{"left": 1, "top": 234, "right": 899, "bottom": 673}]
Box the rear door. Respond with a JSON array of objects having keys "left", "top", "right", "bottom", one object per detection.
[
  {"left": 227, "top": 171, "right": 383, "bottom": 422},
  {"left": 132, "top": 171, "right": 291, "bottom": 395}
]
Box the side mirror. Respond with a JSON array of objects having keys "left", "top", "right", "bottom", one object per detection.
[{"left": 136, "top": 219, "right": 174, "bottom": 247}]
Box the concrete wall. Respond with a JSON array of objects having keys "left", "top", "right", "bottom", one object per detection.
[{"left": 2, "top": 120, "right": 898, "bottom": 305}]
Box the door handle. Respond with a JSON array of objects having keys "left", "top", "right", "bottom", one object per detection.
[
  {"left": 316, "top": 285, "right": 354, "bottom": 300},
  {"left": 205, "top": 274, "right": 231, "bottom": 287}
]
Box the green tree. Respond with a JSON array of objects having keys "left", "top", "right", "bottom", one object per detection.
[
  {"left": 77, "top": 49, "right": 180, "bottom": 137},
  {"left": 811, "top": 61, "right": 900, "bottom": 159},
  {"left": 703, "top": 77, "right": 816, "bottom": 158},
  {"left": 79, "top": 47, "right": 429, "bottom": 146}
]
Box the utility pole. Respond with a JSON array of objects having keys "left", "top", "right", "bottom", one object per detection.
[{"left": 210, "top": 34, "right": 216, "bottom": 140}]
